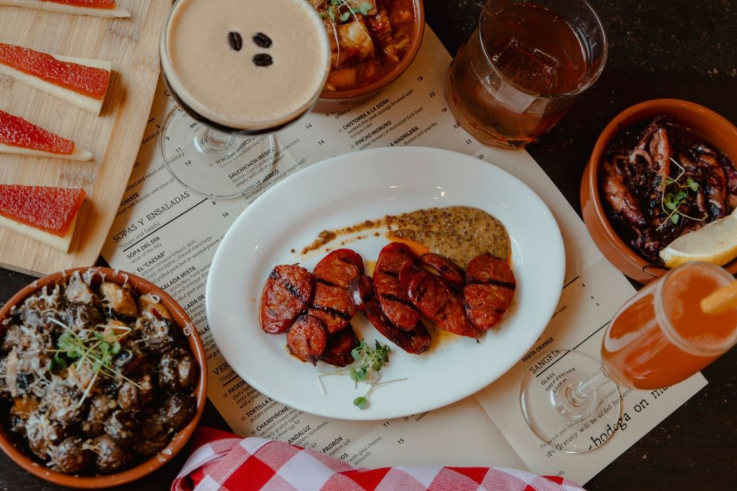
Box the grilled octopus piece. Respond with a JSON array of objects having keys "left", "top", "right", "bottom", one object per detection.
[
  {"left": 648, "top": 128, "right": 671, "bottom": 189},
  {"left": 601, "top": 159, "right": 647, "bottom": 229},
  {"left": 698, "top": 153, "right": 727, "bottom": 219}
]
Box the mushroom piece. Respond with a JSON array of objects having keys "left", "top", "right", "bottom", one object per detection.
[
  {"left": 59, "top": 303, "right": 105, "bottom": 331},
  {"left": 49, "top": 437, "right": 90, "bottom": 474},
  {"left": 81, "top": 395, "right": 117, "bottom": 437},
  {"left": 46, "top": 385, "right": 84, "bottom": 425},
  {"left": 26, "top": 411, "right": 66, "bottom": 459},
  {"left": 1, "top": 325, "right": 30, "bottom": 352},
  {"left": 161, "top": 393, "right": 197, "bottom": 432},
  {"left": 89, "top": 434, "right": 130, "bottom": 473},
  {"left": 117, "top": 374, "right": 154, "bottom": 410},
  {"left": 99, "top": 283, "right": 138, "bottom": 317},
  {"left": 137, "top": 315, "right": 180, "bottom": 354},
  {"left": 64, "top": 274, "right": 98, "bottom": 305},
  {"left": 132, "top": 412, "right": 170, "bottom": 456},
  {"left": 158, "top": 348, "right": 199, "bottom": 393},
  {"left": 103, "top": 410, "right": 140, "bottom": 445}
]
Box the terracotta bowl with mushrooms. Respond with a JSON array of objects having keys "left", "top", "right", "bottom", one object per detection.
[{"left": 0, "top": 267, "right": 207, "bottom": 489}]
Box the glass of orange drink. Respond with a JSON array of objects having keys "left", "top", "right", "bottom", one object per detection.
[{"left": 520, "top": 261, "right": 737, "bottom": 454}]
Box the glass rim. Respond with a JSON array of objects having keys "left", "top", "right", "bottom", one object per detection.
[
  {"left": 160, "top": 0, "right": 331, "bottom": 132},
  {"left": 654, "top": 261, "right": 737, "bottom": 357},
  {"left": 476, "top": 0, "right": 609, "bottom": 100}
]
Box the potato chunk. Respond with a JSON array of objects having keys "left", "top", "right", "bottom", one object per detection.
[
  {"left": 99, "top": 283, "right": 138, "bottom": 317},
  {"left": 327, "top": 67, "right": 358, "bottom": 90},
  {"left": 337, "top": 18, "right": 375, "bottom": 61},
  {"left": 137, "top": 293, "right": 172, "bottom": 320}
]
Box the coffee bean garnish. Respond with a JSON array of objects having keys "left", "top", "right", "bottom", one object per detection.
[
  {"left": 228, "top": 31, "right": 243, "bottom": 51},
  {"left": 253, "top": 53, "right": 273, "bottom": 67},
  {"left": 253, "top": 32, "right": 272, "bottom": 48}
]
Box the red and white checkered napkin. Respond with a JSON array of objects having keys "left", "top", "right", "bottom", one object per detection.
[{"left": 172, "top": 428, "right": 587, "bottom": 491}]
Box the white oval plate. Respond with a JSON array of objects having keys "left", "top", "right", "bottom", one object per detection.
[{"left": 207, "top": 147, "right": 565, "bottom": 421}]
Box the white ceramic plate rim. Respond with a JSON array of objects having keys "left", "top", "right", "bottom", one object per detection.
[{"left": 207, "top": 147, "right": 565, "bottom": 421}]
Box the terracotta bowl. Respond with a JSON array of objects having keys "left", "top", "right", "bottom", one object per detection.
[
  {"left": 0, "top": 267, "right": 207, "bottom": 489},
  {"left": 581, "top": 99, "right": 737, "bottom": 284},
  {"left": 316, "top": 0, "right": 425, "bottom": 110}
]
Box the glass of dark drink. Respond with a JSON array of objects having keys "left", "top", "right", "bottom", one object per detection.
[
  {"left": 159, "top": 0, "right": 330, "bottom": 199},
  {"left": 446, "top": 0, "right": 608, "bottom": 149}
]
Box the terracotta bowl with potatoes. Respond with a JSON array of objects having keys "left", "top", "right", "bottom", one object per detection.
[
  {"left": 314, "top": 0, "right": 425, "bottom": 110},
  {"left": 0, "top": 267, "right": 206, "bottom": 489}
]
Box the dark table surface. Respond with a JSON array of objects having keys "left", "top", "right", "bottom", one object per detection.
[{"left": 1, "top": 0, "right": 736, "bottom": 489}]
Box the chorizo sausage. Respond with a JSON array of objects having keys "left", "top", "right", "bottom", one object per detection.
[
  {"left": 419, "top": 253, "right": 465, "bottom": 289},
  {"left": 374, "top": 243, "right": 421, "bottom": 330},
  {"left": 286, "top": 315, "right": 328, "bottom": 365},
  {"left": 320, "top": 324, "right": 360, "bottom": 367},
  {"left": 308, "top": 249, "right": 363, "bottom": 334},
  {"left": 349, "top": 276, "right": 431, "bottom": 354},
  {"left": 260, "top": 264, "right": 313, "bottom": 334},
  {"left": 399, "top": 262, "right": 481, "bottom": 338},
  {"left": 464, "top": 253, "right": 516, "bottom": 330}
]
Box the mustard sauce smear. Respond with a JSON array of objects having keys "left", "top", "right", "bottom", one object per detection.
[{"left": 301, "top": 206, "right": 510, "bottom": 269}]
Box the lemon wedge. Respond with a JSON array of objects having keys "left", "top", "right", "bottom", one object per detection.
[{"left": 660, "top": 210, "right": 737, "bottom": 268}]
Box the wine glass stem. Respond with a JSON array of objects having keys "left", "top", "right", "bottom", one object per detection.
[
  {"left": 197, "top": 128, "right": 234, "bottom": 153},
  {"left": 570, "top": 368, "right": 610, "bottom": 406}
]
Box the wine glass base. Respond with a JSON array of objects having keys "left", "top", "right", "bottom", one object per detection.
[
  {"left": 520, "top": 350, "right": 622, "bottom": 454},
  {"left": 160, "top": 106, "right": 276, "bottom": 199}
]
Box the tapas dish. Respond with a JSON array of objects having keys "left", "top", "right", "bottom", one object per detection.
[
  {"left": 600, "top": 115, "right": 737, "bottom": 266},
  {"left": 0, "top": 109, "right": 92, "bottom": 161},
  {"left": 207, "top": 147, "right": 564, "bottom": 420},
  {"left": 0, "top": 42, "right": 112, "bottom": 115},
  {"left": 315, "top": 0, "right": 418, "bottom": 92},
  {"left": 314, "top": 0, "right": 424, "bottom": 102},
  {"left": 261, "top": 224, "right": 516, "bottom": 366},
  {"left": 0, "top": 268, "right": 206, "bottom": 488},
  {"left": 0, "top": 185, "right": 85, "bottom": 252},
  {"left": 0, "top": 0, "right": 130, "bottom": 18},
  {"left": 582, "top": 99, "right": 737, "bottom": 282}
]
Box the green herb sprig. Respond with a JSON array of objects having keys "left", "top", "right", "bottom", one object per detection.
[
  {"left": 48, "top": 318, "right": 139, "bottom": 406},
  {"left": 657, "top": 158, "right": 707, "bottom": 229},
  {"left": 318, "top": 339, "right": 406, "bottom": 410},
  {"left": 319, "top": 0, "right": 373, "bottom": 21}
]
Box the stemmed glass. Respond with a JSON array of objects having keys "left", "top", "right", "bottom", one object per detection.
[
  {"left": 158, "top": 0, "right": 330, "bottom": 199},
  {"left": 521, "top": 261, "right": 737, "bottom": 453}
]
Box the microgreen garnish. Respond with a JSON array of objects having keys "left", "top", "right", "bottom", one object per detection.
[
  {"left": 318, "top": 340, "right": 405, "bottom": 410},
  {"left": 657, "top": 158, "right": 707, "bottom": 230},
  {"left": 47, "top": 318, "right": 140, "bottom": 405},
  {"left": 316, "top": 0, "right": 372, "bottom": 46}
]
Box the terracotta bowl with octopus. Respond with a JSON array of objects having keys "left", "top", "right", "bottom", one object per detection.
[
  {"left": 0, "top": 267, "right": 207, "bottom": 488},
  {"left": 581, "top": 99, "right": 737, "bottom": 283}
]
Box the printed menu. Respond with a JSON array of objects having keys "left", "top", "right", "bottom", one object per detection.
[{"left": 102, "top": 28, "right": 706, "bottom": 484}]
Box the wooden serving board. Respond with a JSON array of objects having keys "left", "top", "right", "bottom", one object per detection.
[{"left": 0, "top": 0, "right": 170, "bottom": 276}]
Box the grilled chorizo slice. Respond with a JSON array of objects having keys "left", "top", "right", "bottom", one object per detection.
[
  {"left": 374, "top": 243, "right": 421, "bottom": 330},
  {"left": 320, "top": 324, "right": 360, "bottom": 367},
  {"left": 308, "top": 249, "right": 363, "bottom": 334},
  {"left": 349, "top": 276, "right": 431, "bottom": 354},
  {"left": 313, "top": 249, "right": 364, "bottom": 285},
  {"left": 464, "top": 253, "right": 516, "bottom": 330},
  {"left": 287, "top": 315, "right": 328, "bottom": 365},
  {"left": 260, "top": 264, "right": 313, "bottom": 334},
  {"left": 399, "top": 262, "right": 481, "bottom": 338},
  {"left": 419, "top": 253, "right": 465, "bottom": 289}
]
